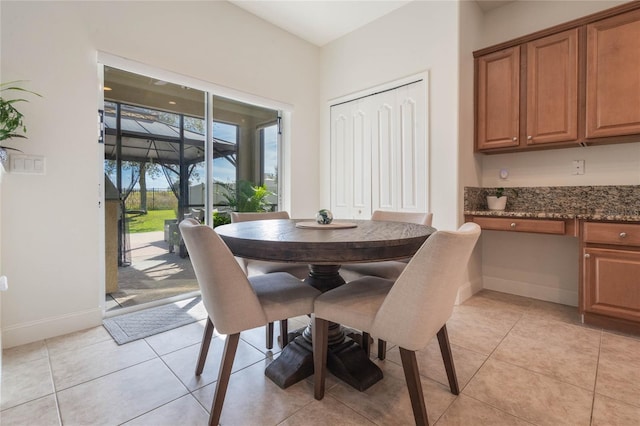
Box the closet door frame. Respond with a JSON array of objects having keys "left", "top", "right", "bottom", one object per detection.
[{"left": 329, "top": 72, "right": 429, "bottom": 219}]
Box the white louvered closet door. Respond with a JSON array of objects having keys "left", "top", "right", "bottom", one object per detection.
[
  {"left": 330, "top": 98, "right": 372, "bottom": 219},
  {"left": 330, "top": 79, "right": 428, "bottom": 219}
]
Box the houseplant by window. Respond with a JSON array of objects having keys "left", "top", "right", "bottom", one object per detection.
[{"left": 0, "top": 81, "right": 41, "bottom": 168}]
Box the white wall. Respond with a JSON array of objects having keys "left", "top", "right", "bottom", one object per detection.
[
  {"left": 0, "top": 166, "right": 4, "bottom": 369},
  {"left": 0, "top": 1, "right": 320, "bottom": 347},
  {"left": 458, "top": 0, "right": 486, "bottom": 300},
  {"left": 478, "top": 0, "right": 640, "bottom": 306},
  {"left": 320, "top": 1, "right": 461, "bottom": 233}
]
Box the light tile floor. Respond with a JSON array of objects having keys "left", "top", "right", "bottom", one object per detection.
[{"left": 2, "top": 290, "right": 640, "bottom": 425}]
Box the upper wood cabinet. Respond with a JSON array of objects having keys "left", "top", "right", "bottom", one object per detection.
[
  {"left": 476, "top": 47, "right": 520, "bottom": 150},
  {"left": 474, "top": 2, "right": 640, "bottom": 154},
  {"left": 475, "top": 29, "right": 579, "bottom": 152},
  {"left": 526, "top": 29, "right": 579, "bottom": 146},
  {"left": 586, "top": 8, "right": 640, "bottom": 139}
]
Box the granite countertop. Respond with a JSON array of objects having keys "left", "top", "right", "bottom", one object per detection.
[
  {"left": 464, "top": 186, "right": 640, "bottom": 223},
  {"left": 464, "top": 209, "right": 640, "bottom": 222}
]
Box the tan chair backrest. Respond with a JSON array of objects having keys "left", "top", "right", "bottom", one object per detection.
[
  {"left": 179, "top": 218, "right": 267, "bottom": 335},
  {"left": 230, "top": 211, "right": 290, "bottom": 223},
  {"left": 229, "top": 211, "right": 290, "bottom": 273},
  {"left": 371, "top": 210, "right": 433, "bottom": 226},
  {"left": 371, "top": 222, "right": 481, "bottom": 351}
]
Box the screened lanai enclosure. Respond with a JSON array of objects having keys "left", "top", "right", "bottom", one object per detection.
[{"left": 102, "top": 66, "right": 281, "bottom": 310}]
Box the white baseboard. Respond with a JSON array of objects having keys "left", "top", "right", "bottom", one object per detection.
[
  {"left": 455, "top": 277, "right": 483, "bottom": 305},
  {"left": 482, "top": 276, "right": 578, "bottom": 307},
  {"left": 2, "top": 307, "right": 103, "bottom": 349}
]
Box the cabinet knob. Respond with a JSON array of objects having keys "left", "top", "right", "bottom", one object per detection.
[
  {"left": 510, "top": 222, "right": 516, "bottom": 228},
  {"left": 512, "top": 137, "right": 518, "bottom": 141},
  {"left": 620, "top": 232, "right": 627, "bottom": 239},
  {"left": 584, "top": 253, "right": 590, "bottom": 259},
  {"left": 527, "top": 135, "right": 532, "bottom": 140}
]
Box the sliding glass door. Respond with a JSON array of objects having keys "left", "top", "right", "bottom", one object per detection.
[{"left": 102, "top": 66, "right": 281, "bottom": 311}]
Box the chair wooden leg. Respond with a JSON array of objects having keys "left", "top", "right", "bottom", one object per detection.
[
  {"left": 313, "top": 316, "right": 329, "bottom": 400},
  {"left": 196, "top": 317, "right": 214, "bottom": 376},
  {"left": 378, "top": 339, "right": 387, "bottom": 360},
  {"left": 209, "top": 333, "right": 240, "bottom": 426},
  {"left": 436, "top": 324, "right": 459, "bottom": 395},
  {"left": 266, "top": 322, "right": 274, "bottom": 350},
  {"left": 362, "top": 332, "right": 371, "bottom": 357},
  {"left": 280, "top": 319, "right": 289, "bottom": 348},
  {"left": 399, "top": 347, "right": 429, "bottom": 426}
]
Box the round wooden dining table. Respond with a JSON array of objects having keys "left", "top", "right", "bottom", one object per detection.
[{"left": 215, "top": 218, "right": 435, "bottom": 390}]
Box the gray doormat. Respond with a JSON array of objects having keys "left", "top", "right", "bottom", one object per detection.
[{"left": 103, "top": 296, "right": 208, "bottom": 345}]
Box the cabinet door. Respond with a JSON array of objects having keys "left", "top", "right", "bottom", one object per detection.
[
  {"left": 583, "top": 247, "right": 640, "bottom": 323},
  {"left": 476, "top": 47, "right": 520, "bottom": 150},
  {"left": 586, "top": 9, "right": 640, "bottom": 138},
  {"left": 526, "top": 29, "right": 579, "bottom": 145}
]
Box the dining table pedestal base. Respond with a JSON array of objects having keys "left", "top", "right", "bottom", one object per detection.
[
  {"left": 264, "top": 333, "right": 383, "bottom": 391},
  {"left": 265, "top": 264, "right": 384, "bottom": 390}
]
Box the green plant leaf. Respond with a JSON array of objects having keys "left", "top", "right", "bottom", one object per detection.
[{"left": 0, "top": 81, "right": 40, "bottom": 142}]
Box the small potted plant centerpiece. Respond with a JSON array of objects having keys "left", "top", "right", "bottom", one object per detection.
[
  {"left": 0, "top": 81, "right": 41, "bottom": 169},
  {"left": 487, "top": 187, "right": 508, "bottom": 211}
]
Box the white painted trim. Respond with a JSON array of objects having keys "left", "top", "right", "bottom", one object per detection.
[
  {"left": 482, "top": 276, "right": 578, "bottom": 307},
  {"left": 328, "top": 70, "right": 430, "bottom": 106},
  {"left": 2, "top": 307, "right": 103, "bottom": 349},
  {"left": 97, "top": 51, "right": 294, "bottom": 112}
]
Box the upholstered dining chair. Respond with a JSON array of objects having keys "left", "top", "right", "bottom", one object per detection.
[
  {"left": 312, "top": 223, "right": 481, "bottom": 426},
  {"left": 230, "top": 211, "right": 310, "bottom": 350},
  {"left": 179, "top": 218, "right": 321, "bottom": 426},
  {"left": 341, "top": 210, "right": 433, "bottom": 281},
  {"left": 340, "top": 210, "right": 433, "bottom": 359}
]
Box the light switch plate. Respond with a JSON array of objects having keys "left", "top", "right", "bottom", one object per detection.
[{"left": 10, "top": 154, "right": 46, "bottom": 174}]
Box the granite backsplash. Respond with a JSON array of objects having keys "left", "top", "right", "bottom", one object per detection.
[{"left": 464, "top": 185, "right": 640, "bottom": 216}]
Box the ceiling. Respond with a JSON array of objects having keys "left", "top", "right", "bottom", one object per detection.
[{"left": 229, "top": 0, "right": 514, "bottom": 46}]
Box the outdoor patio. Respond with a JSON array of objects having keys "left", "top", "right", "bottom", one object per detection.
[{"left": 106, "top": 230, "right": 198, "bottom": 312}]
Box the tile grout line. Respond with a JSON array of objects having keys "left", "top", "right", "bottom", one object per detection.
[
  {"left": 48, "top": 344, "right": 159, "bottom": 393},
  {"left": 461, "top": 299, "right": 607, "bottom": 425},
  {"left": 130, "top": 338, "right": 211, "bottom": 422},
  {"left": 451, "top": 308, "right": 535, "bottom": 424},
  {"left": 43, "top": 340, "right": 64, "bottom": 426},
  {"left": 589, "top": 329, "right": 604, "bottom": 425}
]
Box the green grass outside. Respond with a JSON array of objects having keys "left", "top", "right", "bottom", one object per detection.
[{"left": 126, "top": 209, "right": 176, "bottom": 233}]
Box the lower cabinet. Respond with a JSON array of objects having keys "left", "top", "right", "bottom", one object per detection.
[
  {"left": 581, "top": 222, "right": 640, "bottom": 332},
  {"left": 467, "top": 215, "right": 640, "bottom": 333}
]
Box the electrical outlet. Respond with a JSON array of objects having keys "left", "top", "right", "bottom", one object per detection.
[{"left": 572, "top": 160, "right": 585, "bottom": 175}]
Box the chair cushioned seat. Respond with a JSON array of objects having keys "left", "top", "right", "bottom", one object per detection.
[
  {"left": 250, "top": 272, "right": 320, "bottom": 323},
  {"left": 340, "top": 260, "right": 407, "bottom": 280},
  {"left": 247, "top": 261, "right": 310, "bottom": 280},
  {"left": 314, "top": 276, "right": 394, "bottom": 333}
]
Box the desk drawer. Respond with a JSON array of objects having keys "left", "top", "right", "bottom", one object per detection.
[
  {"left": 472, "top": 217, "right": 566, "bottom": 235},
  {"left": 583, "top": 222, "right": 640, "bottom": 247}
]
